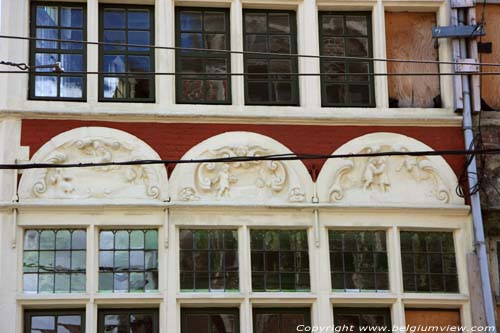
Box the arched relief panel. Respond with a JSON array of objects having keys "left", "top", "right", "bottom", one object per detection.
[
  {"left": 169, "top": 132, "right": 314, "bottom": 204},
  {"left": 18, "top": 127, "right": 168, "bottom": 201},
  {"left": 316, "top": 133, "right": 464, "bottom": 206}
]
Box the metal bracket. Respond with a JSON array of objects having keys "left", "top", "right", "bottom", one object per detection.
[
  {"left": 432, "top": 25, "right": 485, "bottom": 38},
  {"left": 450, "top": 0, "right": 474, "bottom": 8},
  {"left": 455, "top": 59, "right": 480, "bottom": 73}
]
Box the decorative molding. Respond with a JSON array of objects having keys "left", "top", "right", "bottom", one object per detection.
[
  {"left": 170, "top": 132, "right": 314, "bottom": 204},
  {"left": 317, "top": 133, "right": 464, "bottom": 206},
  {"left": 18, "top": 127, "right": 168, "bottom": 201}
]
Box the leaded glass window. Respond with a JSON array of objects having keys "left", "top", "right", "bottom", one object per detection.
[
  {"left": 250, "top": 230, "right": 309, "bottom": 291},
  {"left": 30, "top": 3, "right": 86, "bottom": 100},
  {"left": 23, "top": 229, "right": 86, "bottom": 294},
  {"left": 98, "top": 309, "right": 158, "bottom": 333},
  {"left": 333, "top": 308, "right": 391, "bottom": 332},
  {"left": 176, "top": 8, "right": 231, "bottom": 104},
  {"left": 99, "top": 5, "right": 155, "bottom": 101},
  {"left": 329, "top": 230, "right": 388, "bottom": 292},
  {"left": 98, "top": 230, "right": 158, "bottom": 292},
  {"left": 400, "top": 231, "right": 459, "bottom": 292},
  {"left": 253, "top": 308, "right": 310, "bottom": 333},
  {"left": 181, "top": 308, "right": 239, "bottom": 333},
  {"left": 243, "top": 10, "right": 299, "bottom": 105},
  {"left": 25, "top": 310, "right": 85, "bottom": 333},
  {"left": 319, "top": 12, "right": 374, "bottom": 107},
  {"left": 179, "top": 229, "right": 238, "bottom": 291}
]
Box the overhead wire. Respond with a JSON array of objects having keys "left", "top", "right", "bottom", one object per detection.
[{"left": 1, "top": 147, "right": 500, "bottom": 171}]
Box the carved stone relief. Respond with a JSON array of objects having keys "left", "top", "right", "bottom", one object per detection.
[
  {"left": 19, "top": 128, "right": 168, "bottom": 201},
  {"left": 317, "top": 133, "right": 464, "bottom": 206},
  {"left": 170, "top": 132, "right": 313, "bottom": 204}
]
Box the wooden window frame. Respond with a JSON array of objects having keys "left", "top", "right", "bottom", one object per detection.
[
  {"left": 24, "top": 309, "right": 86, "bottom": 333},
  {"left": 98, "top": 4, "right": 155, "bottom": 103},
  {"left": 29, "top": 2, "right": 87, "bottom": 101},
  {"left": 97, "top": 308, "right": 159, "bottom": 333},
  {"left": 175, "top": 7, "right": 232, "bottom": 105},
  {"left": 243, "top": 9, "right": 300, "bottom": 106},
  {"left": 181, "top": 308, "right": 240, "bottom": 333},
  {"left": 318, "top": 11, "right": 375, "bottom": 107}
]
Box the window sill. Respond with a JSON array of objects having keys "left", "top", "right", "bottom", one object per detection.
[{"left": 2, "top": 101, "right": 462, "bottom": 126}]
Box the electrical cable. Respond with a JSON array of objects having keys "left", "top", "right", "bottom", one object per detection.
[
  {"left": 3, "top": 33, "right": 500, "bottom": 68},
  {"left": 1, "top": 147, "right": 500, "bottom": 171}
]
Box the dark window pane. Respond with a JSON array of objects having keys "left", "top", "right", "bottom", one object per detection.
[
  {"left": 248, "top": 82, "right": 269, "bottom": 102},
  {"left": 128, "top": 10, "right": 150, "bottom": 29},
  {"left": 329, "top": 231, "right": 388, "bottom": 291},
  {"left": 61, "top": 54, "right": 82, "bottom": 72},
  {"left": 128, "top": 31, "right": 150, "bottom": 51},
  {"left": 205, "top": 12, "right": 225, "bottom": 32},
  {"left": 269, "top": 35, "right": 290, "bottom": 53},
  {"left": 37, "top": 6, "right": 58, "bottom": 26},
  {"left": 246, "top": 35, "right": 267, "bottom": 52},
  {"left": 322, "top": 15, "right": 344, "bottom": 35},
  {"left": 245, "top": 13, "right": 267, "bottom": 33},
  {"left": 181, "top": 33, "right": 202, "bottom": 49},
  {"left": 104, "top": 9, "right": 126, "bottom": 29},
  {"left": 205, "top": 34, "right": 225, "bottom": 50},
  {"left": 325, "top": 84, "right": 345, "bottom": 104},
  {"left": 271, "top": 81, "right": 292, "bottom": 102},
  {"left": 180, "top": 11, "right": 202, "bottom": 31},
  {"left": 129, "top": 78, "right": 151, "bottom": 98},
  {"left": 36, "top": 28, "right": 58, "bottom": 48},
  {"left": 61, "top": 7, "right": 83, "bottom": 28},
  {"left": 346, "top": 37, "right": 368, "bottom": 57},
  {"left": 401, "top": 231, "right": 458, "bottom": 293},
  {"left": 251, "top": 230, "right": 309, "bottom": 291},
  {"left": 349, "top": 85, "right": 370, "bottom": 104},
  {"left": 103, "top": 30, "right": 126, "bottom": 51},
  {"left": 254, "top": 309, "right": 310, "bottom": 333},
  {"left": 346, "top": 16, "right": 368, "bottom": 35},
  {"left": 269, "top": 13, "right": 290, "bottom": 33}
]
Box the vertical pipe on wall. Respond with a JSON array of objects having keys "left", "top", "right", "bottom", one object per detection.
[{"left": 458, "top": 9, "right": 497, "bottom": 331}]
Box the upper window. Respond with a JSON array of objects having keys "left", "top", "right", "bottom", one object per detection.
[
  {"left": 400, "top": 231, "right": 459, "bottom": 293},
  {"left": 98, "top": 229, "right": 158, "bottom": 293},
  {"left": 23, "top": 229, "right": 86, "bottom": 294},
  {"left": 243, "top": 10, "right": 299, "bottom": 106},
  {"left": 176, "top": 8, "right": 231, "bottom": 104},
  {"left": 250, "top": 230, "right": 309, "bottom": 291},
  {"left": 99, "top": 5, "right": 155, "bottom": 102},
  {"left": 318, "top": 12, "right": 374, "bottom": 107},
  {"left": 30, "top": 3, "right": 86, "bottom": 101},
  {"left": 179, "top": 229, "right": 239, "bottom": 292},
  {"left": 329, "top": 230, "right": 388, "bottom": 292},
  {"left": 25, "top": 310, "right": 85, "bottom": 333}
]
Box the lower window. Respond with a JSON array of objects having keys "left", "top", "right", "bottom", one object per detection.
[
  {"left": 333, "top": 307, "right": 391, "bottom": 331},
  {"left": 253, "top": 308, "right": 310, "bottom": 333},
  {"left": 181, "top": 308, "right": 239, "bottom": 333},
  {"left": 25, "top": 310, "right": 85, "bottom": 333},
  {"left": 98, "top": 309, "right": 158, "bottom": 333}
]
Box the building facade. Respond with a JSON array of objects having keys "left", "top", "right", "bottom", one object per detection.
[{"left": 0, "top": 0, "right": 487, "bottom": 332}]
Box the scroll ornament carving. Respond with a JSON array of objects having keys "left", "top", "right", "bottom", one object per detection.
[
  {"left": 328, "top": 145, "right": 452, "bottom": 204},
  {"left": 179, "top": 145, "right": 306, "bottom": 203},
  {"left": 29, "top": 138, "right": 162, "bottom": 199}
]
